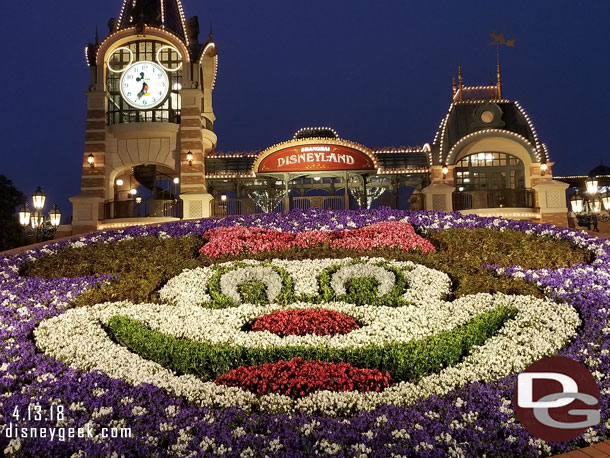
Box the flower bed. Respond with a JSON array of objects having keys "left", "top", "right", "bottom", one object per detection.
[
  {"left": 1, "top": 208, "right": 609, "bottom": 457},
  {"left": 251, "top": 309, "right": 360, "bottom": 336},
  {"left": 199, "top": 221, "right": 436, "bottom": 258},
  {"left": 215, "top": 357, "right": 393, "bottom": 397}
]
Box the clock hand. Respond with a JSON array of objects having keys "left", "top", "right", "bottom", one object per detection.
[{"left": 137, "top": 82, "right": 148, "bottom": 99}]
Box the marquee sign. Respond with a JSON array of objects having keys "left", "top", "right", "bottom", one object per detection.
[{"left": 256, "top": 144, "right": 376, "bottom": 173}]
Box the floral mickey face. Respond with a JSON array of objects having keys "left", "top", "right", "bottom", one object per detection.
[{"left": 35, "top": 258, "right": 579, "bottom": 416}]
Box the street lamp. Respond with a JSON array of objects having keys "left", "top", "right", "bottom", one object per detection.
[
  {"left": 20, "top": 187, "right": 62, "bottom": 241},
  {"left": 570, "top": 180, "right": 610, "bottom": 232},
  {"left": 585, "top": 177, "right": 599, "bottom": 195},
  {"left": 186, "top": 151, "right": 193, "bottom": 166}
]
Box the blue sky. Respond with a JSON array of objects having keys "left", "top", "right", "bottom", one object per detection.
[{"left": 1, "top": 0, "right": 608, "bottom": 215}]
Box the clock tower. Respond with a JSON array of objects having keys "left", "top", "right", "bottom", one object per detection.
[{"left": 70, "top": 0, "right": 218, "bottom": 232}]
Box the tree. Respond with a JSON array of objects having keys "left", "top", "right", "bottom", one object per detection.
[{"left": 0, "top": 175, "right": 27, "bottom": 251}]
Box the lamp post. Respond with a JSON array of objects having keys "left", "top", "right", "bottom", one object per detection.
[
  {"left": 570, "top": 177, "right": 610, "bottom": 232},
  {"left": 19, "top": 187, "right": 62, "bottom": 241}
]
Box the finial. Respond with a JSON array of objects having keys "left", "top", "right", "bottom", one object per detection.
[
  {"left": 458, "top": 65, "right": 463, "bottom": 89},
  {"left": 496, "top": 46, "right": 503, "bottom": 98},
  {"left": 209, "top": 23, "right": 214, "bottom": 40},
  {"left": 452, "top": 76, "right": 457, "bottom": 95}
]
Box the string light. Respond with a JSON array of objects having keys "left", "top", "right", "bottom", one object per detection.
[
  {"left": 555, "top": 174, "right": 610, "bottom": 180},
  {"left": 372, "top": 146, "right": 426, "bottom": 154},
  {"left": 445, "top": 129, "right": 539, "bottom": 166},
  {"left": 460, "top": 211, "right": 542, "bottom": 219},
  {"left": 117, "top": 0, "right": 129, "bottom": 31},
  {"left": 293, "top": 127, "right": 339, "bottom": 139},
  {"left": 175, "top": 0, "right": 190, "bottom": 46},
  {"left": 199, "top": 42, "right": 218, "bottom": 89},
  {"left": 96, "top": 27, "right": 190, "bottom": 66},
  {"left": 376, "top": 168, "right": 429, "bottom": 175},
  {"left": 208, "top": 152, "right": 259, "bottom": 158},
  {"left": 205, "top": 173, "right": 257, "bottom": 179}
]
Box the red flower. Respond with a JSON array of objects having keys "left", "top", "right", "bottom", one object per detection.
[
  {"left": 215, "top": 358, "right": 393, "bottom": 398},
  {"left": 199, "top": 222, "right": 435, "bottom": 258},
  {"left": 252, "top": 309, "right": 360, "bottom": 337}
]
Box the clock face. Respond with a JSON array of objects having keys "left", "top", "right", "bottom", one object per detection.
[{"left": 119, "top": 61, "right": 169, "bottom": 109}]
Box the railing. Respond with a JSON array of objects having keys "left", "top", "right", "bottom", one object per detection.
[
  {"left": 292, "top": 196, "right": 344, "bottom": 211},
  {"left": 211, "top": 196, "right": 347, "bottom": 217},
  {"left": 104, "top": 198, "right": 182, "bottom": 219},
  {"left": 211, "top": 198, "right": 286, "bottom": 218},
  {"left": 453, "top": 189, "right": 535, "bottom": 211}
]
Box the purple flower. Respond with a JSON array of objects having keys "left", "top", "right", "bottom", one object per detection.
[{"left": 1, "top": 209, "right": 608, "bottom": 457}]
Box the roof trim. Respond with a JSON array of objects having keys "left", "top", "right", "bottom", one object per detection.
[{"left": 445, "top": 129, "right": 541, "bottom": 165}]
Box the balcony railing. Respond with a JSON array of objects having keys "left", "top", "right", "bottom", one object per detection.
[
  {"left": 211, "top": 196, "right": 348, "bottom": 217},
  {"left": 104, "top": 198, "right": 182, "bottom": 219},
  {"left": 453, "top": 189, "right": 535, "bottom": 211}
]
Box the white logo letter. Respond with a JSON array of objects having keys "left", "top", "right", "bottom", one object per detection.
[{"left": 518, "top": 372, "right": 578, "bottom": 408}]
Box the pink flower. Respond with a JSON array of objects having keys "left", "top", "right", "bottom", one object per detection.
[{"left": 199, "top": 222, "right": 435, "bottom": 258}]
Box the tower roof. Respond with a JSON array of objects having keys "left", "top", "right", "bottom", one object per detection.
[
  {"left": 116, "top": 0, "right": 188, "bottom": 43},
  {"left": 588, "top": 163, "right": 610, "bottom": 177}
]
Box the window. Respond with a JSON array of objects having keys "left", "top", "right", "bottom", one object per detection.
[
  {"left": 106, "top": 40, "right": 182, "bottom": 125},
  {"left": 454, "top": 152, "right": 525, "bottom": 191}
]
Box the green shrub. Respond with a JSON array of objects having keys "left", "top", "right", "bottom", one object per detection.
[
  {"left": 207, "top": 262, "right": 294, "bottom": 308},
  {"left": 318, "top": 260, "right": 409, "bottom": 306},
  {"left": 106, "top": 306, "right": 516, "bottom": 382},
  {"left": 238, "top": 282, "right": 268, "bottom": 305},
  {"left": 22, "top": 236, "right": 203, "bottom": 306}
]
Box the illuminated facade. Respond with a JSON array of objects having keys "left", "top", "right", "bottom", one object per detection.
[{"left": 70, "top": 0, "right": 570, "bottom": 232}]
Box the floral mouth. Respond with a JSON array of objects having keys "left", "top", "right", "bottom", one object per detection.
[{"left": 105, "top": 306, "right": 516, "bottom": 383}]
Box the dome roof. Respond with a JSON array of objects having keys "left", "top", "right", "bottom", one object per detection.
[
  {"left": 432, "top": 100, "right": 545, "bottom": 166},
  {"left": 588, "top": 163, "right": 610, "bottom": 177},
  {"left": 293, "top": 127, "right": 339, "bottom": 140}
]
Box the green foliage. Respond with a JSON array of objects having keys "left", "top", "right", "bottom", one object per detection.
[
  {"left": 23, "top": 236, "right": 203, "bottom": 306},
  {"left": 106, "top": 306, "right": 516, "bottom": 382},
  {"left": 318, "top": 260, "right": 409, "bottom": 306},
  {"left": 207, "top": 262, "right": 294, "bottom": 308},
  {"left": 0, "top": 175, "right": 27, "bottom": 251},
  {"left": 345, "top": 277, "right": 380, "bottom": 305},
  {"left": 238, "top": 282, "right": 268, "bottom": 305}
]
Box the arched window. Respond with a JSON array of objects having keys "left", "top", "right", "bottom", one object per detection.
[
  {"left": 454, "top": 152, "right": 525, "bottom": 192},
  {"left": 106, "top": 40, "right": 182, "bottom": 125}
]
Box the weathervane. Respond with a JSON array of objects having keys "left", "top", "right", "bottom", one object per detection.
[{"left": 489, "top": 32, "right": 515, "bottom": 99}]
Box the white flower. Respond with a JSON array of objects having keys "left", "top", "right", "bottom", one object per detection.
[{"left": 35, "top": 259, "right": 579, "bottom": 416}]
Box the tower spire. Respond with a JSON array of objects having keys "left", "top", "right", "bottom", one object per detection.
[
  {"left": 116, "top": 0, "right": 189, "bottom": 44},
  {"left": 452, "top": 76, "right": 457, "bottom": 95},
  {"left": 458, "top": 65, "right": 464, "bottom": 89}
]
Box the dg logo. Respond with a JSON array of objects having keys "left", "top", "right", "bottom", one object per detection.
[{"left": 514, "top": 356, "right": 601, "bottom": 442}]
